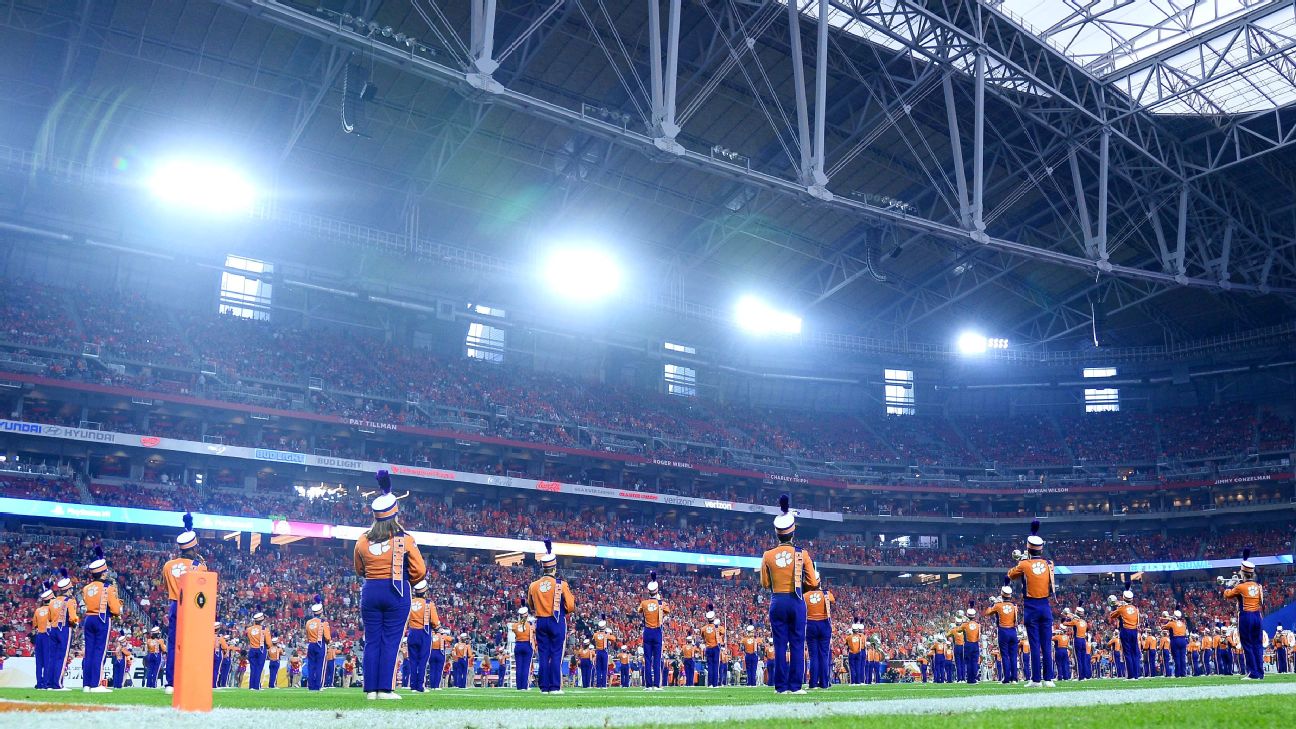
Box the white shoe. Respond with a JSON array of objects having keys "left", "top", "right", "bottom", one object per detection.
[
  {"left": 1043, "top": 681, "right": 1056, "bottom": 688},
  {"left": 365, "top": 692, "right": 378, "bottom": 700},
  {"left": 1027, "top": 681, "right": 1042, "bottom": 688},
  {"left": 377, "top": 692, "right": 402, "bottom": 700},
  {"left": 792, "top": 689, "right": 807, "bottom": 694},
  {"left": 164, "top": 686, "right": 174, "bottom": 695},
  {"left": 83, "top": 687, "right": 91, "bottom": 693}
]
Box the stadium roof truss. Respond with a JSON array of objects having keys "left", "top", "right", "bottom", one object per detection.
[{"left": 5, "top": 0, "right": 1296, "bottom": 351}]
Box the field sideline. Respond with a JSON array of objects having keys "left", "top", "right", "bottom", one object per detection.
[{"left": 3, "top": 675, "right": 1295, "bottom": 728}]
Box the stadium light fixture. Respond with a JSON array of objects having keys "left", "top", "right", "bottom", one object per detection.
[
  {"left": 956, "top": 330, "right": 988, "bottom": 356},
  {"left": 735, "top": 295, "right": 802, "bottom": 335},
  {"left": 541, "top": 247, "right": 623, "bottom": 301},
  {"left": 148, "top": 159, "right": 257, "bottom": 214}
]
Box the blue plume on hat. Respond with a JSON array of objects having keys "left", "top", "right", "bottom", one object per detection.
[
  {"left": 376, "top": 469, "right": 392, "bottom": 494},
  {"left": 1242, "top": 547, "right": 1251, "bottom": 561},
  {"left": 1002, "top": 576, "right": 1011, "bottom": 586},
  {"left": 1030, "top": 519, "right": 1040, "bottom": 535},
  {"left": 707, "top": 602, "right": 714, "bottom": 612},
  {"left": 94, "top": 545, "right": 105, "bottom": 560},
  {"left": 59, "top": 567, "right": 68, "bottom": 579},
  {"left": 778, "top": 494, "right": 790, "bottom": 514},
  {"left": 544, "top": 539, "right": 552, "bottom": 554},
  {"left": 182, "top": 512, "right": 193, "bottom": 531},
  {"left": 313, "top": 593, "right": 323, "bottom": 604},
  {"left": 1123, "top": 574, "right": 1132, "bottom": 590},
  {"left": 968, "top": 599, "right": 974, "bottom": 609},
  {"left": 650, "top": 570, "right": 657, "bottom": 582}
]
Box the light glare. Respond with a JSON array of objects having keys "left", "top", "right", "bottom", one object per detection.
[
  {"left": 149, "top": 159, "right": 256, "bottom": 214},
  {"left": 735, "top": 296, "right": 802, "bottom": 335},
  {"left": 956, "top": 331, "right": 988, "bottom": 355},
  {"left": 542, "top": 248, "right": 623, "bottom": 301}
]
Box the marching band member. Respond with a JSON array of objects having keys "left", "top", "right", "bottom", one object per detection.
[
  {"left": 1215, "top": 624, "right": 1231, "bottom": 675},
  {"left": 47, "top": 568, "right": 77, "bottom": 691},
  {"left": 212, "top": 622, "right": 228, "bottom": 688},
  {"left": 1107, "top": 579, "right": 1141, "bottom": 680},
  {"left": 1222, "top": 549, "right": 1265, "bottom": 679},
  {"left": 324, "top": 640, "right": 337, "bottom": 689},
  {"left": 578, "top": 640, "right": 594, "bottom": 688},
  {"left": 1188, "top": 633, "right": 1202, "bottom": 676},
  {"left": 513, "top": 603, "right": 536, "bottom": 690},
  {"left": 406, "top": 579, "right": 441, "bottom": 693},
  {"left": 1141, "top": 628, "right": 1156, "bottom": 678},
  {"left": 267, "top": 643, "right": 283, "bottom": 689},
  {"left": 637, "top": 572, "right": 669, "bottom": 691},
  {"left": 948, "top": 616, "right": 966, "bottom": 682},
  {"left": 288, "top": 650, "right": 302, "bottom": 687},
  {"left": 527, "top": 538, "right": 575, "bottom": 694},
  {"left": 803, "top": 581, "right": 834, "bottom": 690},
  {"left": 452, "top": 633, "right": 474, "bottom": 688},
  {"left": 1166, "top": 622, "right": 1176, "bottom": 674},
  {"left": 1051, "top": 627, "right": 1071, "bottom": 680},
  {"left": 430, "top": 628, "right": 451, "bottom": 690},
  {"left": 700, "top": 606, "right": 723, "bottom": 688},
  {"left": 681, "top": 633, "right": 697, "bottom": 687},
  {"left": 1006, "top": 520, "right": 1055, "bottom": 687},
  {"left": 245, "top": 612, "right": 272, "bottom": 690},
  {"left": 760, "top": 494, "right": 819, "bottom": 694},
  {"left": 112, "top": 637, "right": 132, "bottom": 689},
  {"left": 763, "top": 636, "right": 775, "bottom": 687},
  {"left": 1163, "top": 610, "right": 1188, "bottom": 678},
  {"left": 929, "top": 635, "right": 945, "bottom": 684},
  {"left": 305, "top": 598, "right": 331, "bottom": 691},
  {"left": 845, "top": 622, "right": 864, "bottom": 685},
  {"left": 1018, "top": 625, "right": 1032, "bottom": 682},
  {"left": 1061, "top": 607, "right": 1089, "bottom": 680},
  {"left": 986, "top": 582, "right": 1019, "bottom": 684},
  {"left": 353, "top": 470, "right": 425, "bottom": 699},
  {"left": 1276, "top": 625, "right": 1290, "bottom": 674},
  {"left": 145, "top": 627, "right": 165, "bottom": 688},
  {"left": 742, "top": 626, "right": 760, "bottom": 688},
  {"left": 594, "top": 616, "right": 616, "bottom": 690},
  {"left": 81, "top": 547, "right": 120, "bottom": 693},
  {"left": 962, "top": 604, "right": 982, "bottom": 684},
  {"left": 617, "top": 644, "right": 632, "bottom": 688},
  {"left": 163, "top": 512, "right": 206, "bottom": 694},
  {"left": 32, "top": 588, "right": 53, "bottom": 689}
]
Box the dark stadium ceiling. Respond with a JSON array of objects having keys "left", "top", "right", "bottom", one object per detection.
[{"left": 2, "top": 0, "right": 1296, "bottom": 351}]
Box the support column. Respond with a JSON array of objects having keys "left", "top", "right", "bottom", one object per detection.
[
  {"left": 972, "top": 52, "right": 986, "bottom": 233},
  {"left": 1096, "top": 127, "right": 1111, "bottom": 268},
  {"left": 467, "top": 0, "right": 502, "bottom": 93},
  {"left": 647, "top": 0, "right": 683, "bottom": 152}
]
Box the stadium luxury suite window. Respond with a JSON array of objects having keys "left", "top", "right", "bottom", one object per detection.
[
  {"left": 665, "top": 363, "right": 697, "bottom": 397},
  {"left": 219, "top": 254, "right": 272, "bottom": 320},
  {"left": 885, "top": 368, "right": 914, "bottom": 415},
  {"left": 466, "top": 322, "right": 506, "bottom": 363},
  {"left": 1082, "top": 366, "right": 1119, "bottom": 412}
]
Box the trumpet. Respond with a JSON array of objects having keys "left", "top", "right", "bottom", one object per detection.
[{"left": 1216, "top": 572, "right": 1241, "bottom": 587}]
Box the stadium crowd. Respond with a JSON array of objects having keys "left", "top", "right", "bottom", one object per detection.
[
  {"left": 1, "top": 286, "right": 1293, "bottom": 478},
  {"left": 3, "top": 471, "right": 1291, "bottom": 571}
]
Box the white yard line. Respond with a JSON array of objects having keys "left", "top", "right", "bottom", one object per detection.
[{"left": 3, "top": 682, "right": 1295, "bottom": 728}]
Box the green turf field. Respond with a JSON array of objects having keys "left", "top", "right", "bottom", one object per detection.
[{"left": 2, "top": 675, "right": 1294, "bottom": 727}]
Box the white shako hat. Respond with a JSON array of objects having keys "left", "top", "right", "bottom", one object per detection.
[{"left": 773, "top": 494, "right": 796, "bottom": 536}]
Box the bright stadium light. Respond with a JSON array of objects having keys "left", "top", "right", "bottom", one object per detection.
[
  {"left": 148, "top": 159, "right": 257, "bottom": 214},
  {"left": 542, "top": 247, "right": 623, "bottom": 301},
  {"left": 956, "top": 330, "right": 988, "bottom": 356},
  {"left": 735, "top": 295, "right": 802, "bottom": 335}
]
